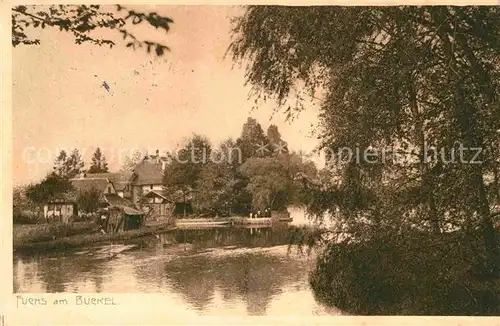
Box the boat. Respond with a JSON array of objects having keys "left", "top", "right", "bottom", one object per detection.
[
  {"left": 231, "top": 217, "right": 273, "bottom": 225},
  {"left": 175, "top": 218, "right": 231, "bottom": 227},
  {"left": 277, "top": 217, "right": 293, "bottom": 222}
]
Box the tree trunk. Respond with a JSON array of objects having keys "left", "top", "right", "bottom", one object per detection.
[
  {"left": 494, "top": 167, "right": 500, "bottom": 206},
  {"left": 409, "top": 78, "right": 440, "bottom": 234},
  {"left": 183, "top": 191, "right": 186, "bottom": 217},
  {"left": 474, "top": 169, "right": 499, "bottom": 276}
]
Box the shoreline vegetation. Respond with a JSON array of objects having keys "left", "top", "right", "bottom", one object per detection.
[
  {"left": 309, "top": 230, "right": 500, "bottom": 315},
  {"left": 13, "top": 221, "right": 176, "bottom": 254}
]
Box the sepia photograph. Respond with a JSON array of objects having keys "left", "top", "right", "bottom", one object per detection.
[{"left": 9, "top": 3, "right": 500, "bottom": 318}]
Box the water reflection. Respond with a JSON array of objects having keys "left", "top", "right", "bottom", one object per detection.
[{"left": 13, "top": 225, "right": 339, "bottom": 316}]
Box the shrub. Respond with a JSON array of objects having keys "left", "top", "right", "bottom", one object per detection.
[{"left": 309, "top": 231, "right": 500, "bottom": 315}]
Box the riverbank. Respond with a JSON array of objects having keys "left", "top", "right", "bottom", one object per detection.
[
  {"left": 309, "top": 230, "right": 500, "bottom": 315},
  {"left": 14, "top": 222, "right": 96, "bottom": 244},
  {"left": 13, "top": 222, "right": 176, "bottom": 254}
]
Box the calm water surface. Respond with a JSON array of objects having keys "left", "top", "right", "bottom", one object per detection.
[{"left": 13, "top": 209, "right": 340, "bottom": 316}]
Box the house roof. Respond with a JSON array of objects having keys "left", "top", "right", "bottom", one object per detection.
[
  {"left": 84, "top": 172, "right": 133, "bottom": 191},
  {"left": 104, "top": 194, "right": 143, "bottom": 215},
  {"left": 131, "top": 161, "right": 164, "bottom": 185},
  {"left": 47, "top": 178, "right": 111, "bottom": 204},
  {"left": 108, "top": 205, "right": 144, "bottom": 215},
  {"left": 104, "top": 194, "right": 136, "bottom": 207},
  {"left": 122, "top": 206, "right": 144, "bottom": 215},
  {"left": 140, "top": 189, "right": 192, "bottom": 203},
  {"left": 70, "top": 178, "right": 112, "bottom": 194},
  {"left": 141, "top": 190, "right": 171, "bottom": 201},
  {"left": 48, "top": 191, "right": 77, "bottom": 203}
]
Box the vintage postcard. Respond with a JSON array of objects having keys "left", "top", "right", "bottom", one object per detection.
[{"left": 2, "top": 1, "right": 500, "bottom": 325}]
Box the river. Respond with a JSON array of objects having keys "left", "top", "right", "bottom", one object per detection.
[{"left": 13, "top": 208, "right": 341, "bottom": 316}]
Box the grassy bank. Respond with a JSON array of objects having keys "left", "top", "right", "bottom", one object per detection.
[
  {"left": 309, "top": 231, "right": 500, "bottom": 315},
  {"left": 13, "top": 222, "right": 176, "bottom": 254},
  {"left": 13, "top": 221, "right": 97, "bottom": 245}
]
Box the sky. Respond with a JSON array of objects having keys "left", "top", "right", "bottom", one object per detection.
[{"left": 13, "top": 5, "right": 322, "bottom": 185}]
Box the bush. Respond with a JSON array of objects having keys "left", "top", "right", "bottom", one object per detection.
[
  {"left": 13, "top": 210, "right": 40, "bottom": 224},
  {"left": 309, "top": 231, "right": 500, "bottom": 315}
]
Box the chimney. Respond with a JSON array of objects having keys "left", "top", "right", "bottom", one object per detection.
[{"left": 156, "top": 149, "right": 160, "bottom": 163}]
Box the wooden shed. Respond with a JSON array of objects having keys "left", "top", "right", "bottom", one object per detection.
[
  {"left": 102, "top": 205, "right": 144, "bottom": 233},
  {"left": 139, "top": 190, "right": 174, "bottom": 223}
]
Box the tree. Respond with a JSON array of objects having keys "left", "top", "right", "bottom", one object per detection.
[
  {"left": 163, "top": 134, "right": 212, "bottom": 215},
  {"left": 230, "top": 6, "right": 500, "bottom": 298},
  {"left": 13, "top": 185, "right": 40, "bottom": 223},
  {"left": 217, "top": 138, "right": 242, "bottom": 169},
  {"left": 88, "top": 147, "right": 109, "bottom": 173},
  {"left": 216, "top": 138, "right": 252, "bottom": 214},
  {"left": 120, "top": 150, "right": 143, "bottom": 172},
  {"left": 26, "top": 173, "right": 74, "bottom": 204},
  {"left": 195, "top": 162, "right": 233, "bottom": 215},
  {"left": 239, "top": 152, "right": 317, "bottom": 212},
  {"left": 53, "top": 149, "right": 85, "bottom": 178},
  {"left": 12, "top": 5, "right": 172, "bottom": 56},
  {"left": 53, "top": 150, "right": 69, "bottom": 177},
  {"left": 65, "top": 148, "right": 85, "bottom": 178},
  {"left": 76, "top": 187, "right": 102, "bottom": 215},
  {"left": 235, "top": 117, "right": 271, "bottom": 163},
  {"left": 267, "top": 124, "right": 288, "bottom": 155}
]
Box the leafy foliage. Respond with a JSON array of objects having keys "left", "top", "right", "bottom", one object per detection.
[
  {"left": 236, "top": 117, "right": 271, "bottom": 163},
  {"left": 239, "top": 153, "right": 317, "bottom": 211},
  {"left": 230, "top": 5, "right": 500, "bottom": 313},
  {"left": 13, "top": 185, "right": 40, "bottom": 224},
  {"left": 12, "top": 5, "right": 172, "bottom": 56},
  {"left": 310, "top": 232, "right": 500, "bottom": 315},
  {"left": 160, "top": 120, "right": 318, "bottom": 215},
  {"left": 25, "top": 173, "right": 74, "bottom": 204},
  {"left": 195, "top": 162, "right": 234, "bottom": 215},
  {"left": 163, "top": 134, "right": 213, "bottom": 208},
  {"left": 231, "top": 4, "right": 500, "bottom": 254},
  {"left": 76, "top": 187, "right": 102, "bottom": 214}
]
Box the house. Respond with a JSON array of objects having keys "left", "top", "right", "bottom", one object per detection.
[
  {"left": 130, "top": 150, "right": 168, "bottom": 203},
  {"left": 44, "top": 177, "right": 119, "bottom": 223},
  {"left": 70, "top": 177, "right": 117, "bottom": 213},
  {"left": 83, "top": 172, "right": 133, "bottom": 198},
  {"left": 43, "top": 192, "right": 77, "bottom": 223}
]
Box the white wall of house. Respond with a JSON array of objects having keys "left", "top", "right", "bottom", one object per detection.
[
  {"left": 145, "top": 196, "right": 164, "bottom": 204},
  {"left": 117, "top": 191, "right": 124, "bottom": 198},
  {"left": 43, "top": 203, "right": 74, "bottom": 223}
]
